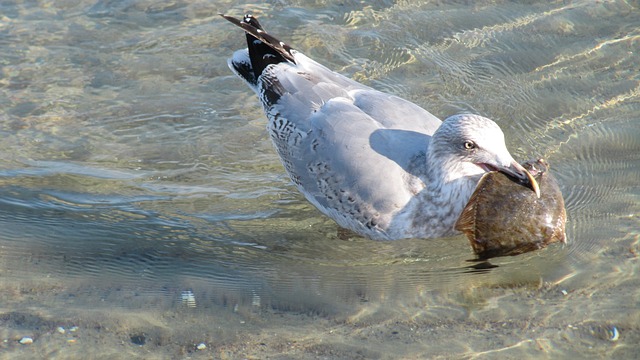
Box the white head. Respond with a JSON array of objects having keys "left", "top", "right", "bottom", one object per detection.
[{"left": 428, "top": 114, "right": 539, "bottom": 196}]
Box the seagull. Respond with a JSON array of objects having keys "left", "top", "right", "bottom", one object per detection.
[{"left": 220, "top": 14, "right": 539, "bottom": 241}]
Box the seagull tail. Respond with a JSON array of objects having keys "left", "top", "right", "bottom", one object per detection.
[{"left": 220, "top": 14, "right": 296, "bottom": 86}]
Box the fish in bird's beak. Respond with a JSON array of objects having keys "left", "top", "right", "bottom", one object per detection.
[{"left": 496, "top": 160, "right": 541, "bottom": 198}]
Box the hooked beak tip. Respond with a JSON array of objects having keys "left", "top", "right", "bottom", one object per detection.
[
  {"left": 490, "top": 161, "right": 541, "bottom": 198},
  {"left": 526, "top": 168, "right": 541, "bottom": 198}
]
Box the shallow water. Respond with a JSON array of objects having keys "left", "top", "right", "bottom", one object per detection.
[{"left": 1, "top": 0, "right": 639, "bottom": 358}]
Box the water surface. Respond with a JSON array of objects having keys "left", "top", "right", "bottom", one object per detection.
[{"left": 1, "top": 1, "right": 638, "bottom": 358}]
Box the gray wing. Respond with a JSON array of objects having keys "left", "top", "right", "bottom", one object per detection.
[{"left": 257, "top": 52, "right": 442, "bottom": 238}]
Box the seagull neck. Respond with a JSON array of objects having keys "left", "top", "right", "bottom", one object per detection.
[
  {"left": 424, "top": 166, "right": 471, "bottom": 207},
  {"left": 412, "top": 153, "right": 479, "bottom": 237}
]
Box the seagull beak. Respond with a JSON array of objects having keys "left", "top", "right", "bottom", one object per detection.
[{"left": 497, "top": 160, "right": 540, "bottom": 198}]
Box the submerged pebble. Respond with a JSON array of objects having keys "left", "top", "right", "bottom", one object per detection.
[
  {"left": 181, "top": 290, "right": 197, "bottom": 308},
  {"left": 196, "top": 342, "right": 207, "bottom": 350},
  {"left": 19, "top": 336, "right": 33, "bottom": 345},
  {"left": 130, "top": 333, "right": 146, "bottom": 346}
]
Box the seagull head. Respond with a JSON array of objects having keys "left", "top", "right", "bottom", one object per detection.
[{"left": 429, "top": 114, "right": 540, "bottom": 197}]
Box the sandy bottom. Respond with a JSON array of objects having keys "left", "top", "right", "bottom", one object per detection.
[{"left": 2, "top": 256, "right": 638, "bottom": 360}]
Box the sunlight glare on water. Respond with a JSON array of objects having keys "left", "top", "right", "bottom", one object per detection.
[{"left": 0, "top": 0, "right": 638, "bottom": 358}]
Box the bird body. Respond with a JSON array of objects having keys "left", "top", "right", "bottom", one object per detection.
[{"left": 221, "top": 14, "right": 538, "bottom": 240}]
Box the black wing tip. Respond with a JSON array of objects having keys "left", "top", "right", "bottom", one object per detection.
[
  {"left": 219, "top": 13, "right": 257, "bottom": 27},
  {"left": 219, "top": 13, "right": 268, "bottom": 38},
  {"left": 219, "top": 13, "right": 260, "bottom": 24},
  {"left": 221, "top": 13, "right": 290, "bottom": 105},
  {"left": 220, "top": 13, "right": 296, "bottom": 64}
]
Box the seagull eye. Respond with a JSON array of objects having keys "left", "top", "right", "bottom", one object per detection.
[{"left": 463, "top": 140, "right": 476, "bottom": 150}]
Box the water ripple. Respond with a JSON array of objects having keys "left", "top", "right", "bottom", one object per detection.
[{"left": 1, "top": 1, "right": 639, "bottom": 357}]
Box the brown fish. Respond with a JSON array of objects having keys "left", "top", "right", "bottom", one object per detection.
[{"left": 455, "top": 159, "right": 566, "bottom": 259}]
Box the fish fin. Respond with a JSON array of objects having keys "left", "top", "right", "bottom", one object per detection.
[{"left": 454, "top": 193, "right": 480, "bottom": 234}]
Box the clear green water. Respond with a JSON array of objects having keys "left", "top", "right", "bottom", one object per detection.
[{"left": 1, "top": 1, "right": 638, "bottom": 358}]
